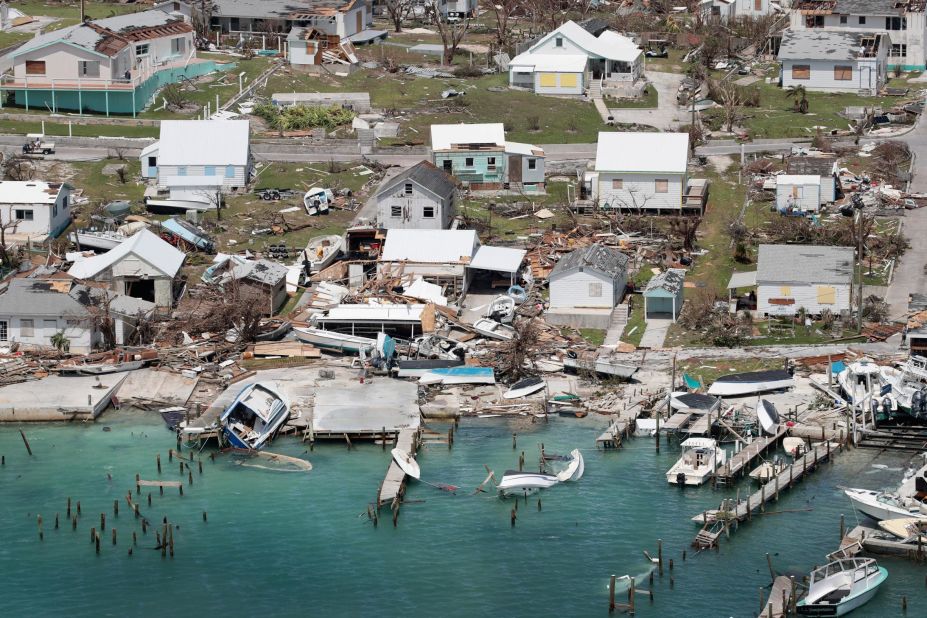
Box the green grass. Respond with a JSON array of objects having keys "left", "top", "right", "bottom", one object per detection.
[
  {"left": 620, "top": 298, "right": 645, "bottom": 347},
  {"left": 608, "top": 85, "right": 658, "bottom": 109},
  {"left": 14, "top": 1, "right": 139, "bottom": 20},
  {"left": 642, "top": 48, "right": 689, "bottom": 73},
  {"left": 0, "top": 119, "right": 158, "bottom": 138},
  {"left": 0, "top": 30, "right": 32, "bottom": 51},
  {"left": 580, "top": 328, "right": 606, "bottom": 346},
  {"left": 745, "top": 320, "right": 865, "bottom": 347}
]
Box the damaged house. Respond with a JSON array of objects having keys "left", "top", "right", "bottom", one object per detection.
[
  {"left": 546, "top": 243, "right": 630, "bottom": 329},
  {"left": 0, "top": 180, "right": 71, "bottom": 242},
  {"left": 375, "top": 161, "right": 457, "bottom": 230},
  {"left": 204, "top": 256, "right": 289, "bottom": 316},
  {"left": 778, "top": 29, "right": 889, "bottom": 95}
]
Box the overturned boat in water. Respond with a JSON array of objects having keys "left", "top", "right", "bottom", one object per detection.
[{"left": 220, "top": 382, "right": 290, "bottom": 450}]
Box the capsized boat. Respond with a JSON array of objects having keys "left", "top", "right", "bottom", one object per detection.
[
  {"left": 503, "top": 376, "right": 545, "bottom": 399},
  {"left": 301, "top": 234, "right": 344, "bottom": 273},
  {"left": 220, "top": 382, "right": 290, "bottom": 450},
  {"left": 303, "top": 187, "right": 334, "bottom": 215},
  {"left": 756, "top": 398, "right": 780, "bottom": 436},
  {"left": 666, "top": 437, "right": 726, "bottom": 486},
  {"left": 553, "top": 449, "right": 585, "bottom": 482},
  {"left": 497, "top": 471, "right": 560, "bottom": 495},
  {"left": 391, "top": 448, "right": 420, "bottom": 479},
  {"left": 796, "top": 558, "right": 887, "bottom": 616},
  {"left": 292, "top": 326, "right": 376, "bottom": 354},
  {"left": 706, "top": 369, "right": 794, "bottom": 397},
  {"left": 877, "top": 517, "right": 927, "bottom": 542},
  {"left": 562, "top": 353, "right": 638, "bottom": 379},
  {"left": 473, "top": 318, "right": 516, "bottom": 340}
]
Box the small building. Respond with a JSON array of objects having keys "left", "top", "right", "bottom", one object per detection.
[
  {"left": 430, "top": 123, "right": 545, "bottom": 193},
  {"left": 141, "top": 119, "right": 251, "bottom": 193},
  {"left": 755, "top": 244, "right": 853, "bottom": 317},
  {"left": 208, "top": 0, "right": 371, "bottom": 40},
  {"left": 67, "top": 229, "right": 185, "bottom": 308},
  {"left": 787, "top": 155, "right": 838, "bottom": 204},
  {"left": 508, "top": 20, "right": 643, "bottom": 96},
  {"left": 589, "top": 132, "right": 690, "bottom": 213},
  {"left": 376, "top": 161, "right": 457, "bottom": 230},
  {"left": 546, "top": 243, "right": 630, "bottom": 329},
  {"left": 0, "top": 180, "right": 71, "bottom": 242},
  {"left": 643, "top": 269, "right": 686, "bottom": 322},
  {"left": 778, "top": 29, "right": 889, "bottom": 95},
  {"left": 775, "top": 175, "right": 822, "bottom": 213},
  {"left": 286, "top": 26, "right": 358, "bottom": 68},
  {"left": 207, "top": 256, "right": 289, "bottom": 315}
]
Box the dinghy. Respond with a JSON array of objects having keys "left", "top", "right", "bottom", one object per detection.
[
  {"left": 220, "top": 382, "right": 290, "bottom": 450},
  {"left": 756, "top": 398, "right": 780, "bottom": 436},
  {"left": 503, "top": 376, "right": 545, "bottom": 399},
  {"left": 707, "top": 369, "right": 794, "bottom": 397},
  {"left": 497, "top": 471, "right": 560, "bottom": 495},
  {"left": 391, "top": 448, "right": 420, "bottom": 479},
  {"left": 473, "top": 318, "right": 516, "bottom": 340},
  {"left": 796, "top": 558, "right": 887, "bottom": 616},
  {"left": 292, "top": 326, "right": 376, "bottom": 354},
  {"left": 301, "top": 234, "right": 344, "bottom": 273},
  {"left": 749, "top": 459, "right": 787, "bottom": 483},
  {"left": 419, "top": 366, "right": 495, "bottom": 385}
]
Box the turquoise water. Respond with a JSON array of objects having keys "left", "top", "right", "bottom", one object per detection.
[{"left": 1, "top": 410, "right": 925, "bottom": 617}]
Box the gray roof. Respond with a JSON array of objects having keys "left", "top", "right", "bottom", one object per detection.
[
  {"left": 644, "top": 268, "right": 685, "bottom": 295},
  {"left": 834, "top": 0, "right": 904, "bottom": 15},
  {"left": 213, "top": 0, "right": 354, "bottom": 19},
  {"left": 0, "top": 279, "right": 88, "bottom": 317},
  {"left": 757, "top": 244, "right": 854, "bottom": 285},
  {"left": 377, "top": 161, "right": 456, "bottom": 200},
  {"left": 550, "top": 243, "right": 630, "bottom": 279},
  {"left": 778, "top": 30, "right": 880, "bottom": 62},
  {"left": 231, "top": 259, "right": 288, "bottom": 285},
  {"left": 788, "top": 156, "right": 838, "bottom": 177}
]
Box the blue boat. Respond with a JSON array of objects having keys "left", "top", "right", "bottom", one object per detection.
[
  {"left": 160, "top": 217, "right": 215, "bottom": 252},
  {"left": 419, "top": 366, "right": 495, "bottom": 385},
  {"left": 220, "top": 382, "right": 290, "bottom": 450}
]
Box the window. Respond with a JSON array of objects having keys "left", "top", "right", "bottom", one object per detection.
[
  {"left": 14, "top": 209, "right": 33, "bottom": 221},
  {"left": 205, "top": 166, "right": 217, "bottom": 176},
  {"left": 62, "top": 195, "right": 68, "bottom": 210},
  {"left": 20, "top": 319, "right": 33, "bottom": 338},
  {"left": 791, "top": 64, "right": 811, "bottom": 80},
  {"left": 229, "top": 17, "right": 240, "bottom": 31},
  {"left": 423, "top": 206, "right": 435, "bottom": 218},
  {"left": 25, "top": 61, "right": 45, "bottom": 75},
  {"left": 442, "top": 160, "right": 452, "bottom": 173},
  {"left": 892, "top": 44, "right": 908, "bottom": 58},
  {"left": 391, "top": 205, "right": 402, "bottom": 218},
  {"left": 135, "top": 43, "right": 149, "bottom": 57},
  {"left": 754, "top": 0, "right": 761, "bottom": 9},
  {"left": 839, "top": 15, "right": 847, "bottom": 24},
  {"left": 487, "top": 157, "right": 496, "bottom": 171},
  {"left": 404, "top": 182, "right": 413, "bottom": 196},
  {"left": 555, "top": 36, "right": 563, "bottom": 48},
  {"left": 171, "top": 37, "right": 186, "bottom": 55},
  {"left": 528, "top": 158, "right": 537, "bottom": 170},
  {"left": 78, "top": 60, "right": 99, "bottom": 78},
  {"left": 654, "top": 179, "right": 669, "bottom": 193},
  {"left": 66, "top": 319, "right": 80, "bottom": 331},
  {"left": 805, "top": 15, "right": 823, "bottom": 28},
  {"left": 858, "top": 16, "right": 866, "bottom": 25},
  {"left": 612, "top": 179, "right": 624, "bottom": 190},
  {"left": 588, "top": 282, "right": 602, "bottom": 298},
  {"left": 834, "top": 65, "right": 852, "bottom": 81},
  {"left": 465, "top": 157, "right": 474, "bottom": 167},
  {"left": 225, "top": 165, "right": 235, "bottom": 178},
  {"left": 886, "top": 16, "right": 906, "bottom": 30},
  {"left": 177, "top": 166, "right": 187, "bottom": 176},
  {"left": 43, "top": 319, "right": 56, "bottom": 334},
  {"left": 0, "top": 320, "right": 8, "bottom": 342},
  {"left": 148, "top": 156, "right": 157, "bottom": 168}
]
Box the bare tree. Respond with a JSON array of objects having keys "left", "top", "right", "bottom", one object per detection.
[
  {"left": 481, "top": 0, "right": 521, "bottom": 47},
  {"left": 384, "top": 0, "right": 413, "bottom": 33},
  {"left": 3, "top": 155, "right": 34, "bottom": 181},
  {"left": 0, "top": 206, "right": 20, "bottom": 268},
  {"left": 712, "top": 79, "right": 743, "bottom": 133},
  {"left": 426, "top": 1, "right": 471, "bottom": 65}
]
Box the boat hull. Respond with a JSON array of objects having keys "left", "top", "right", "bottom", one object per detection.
[
  {"left": 797, "top": 567, "right": 887, "bottom": 616},
  {"left": 70, "top": 232, "right": 123, "bottom": 250},
  {"left": 145, "top": 199, "right": 214, "bottom": 214},
  {"left": 497, "top": 471, "right": 559, "bottom": 495},
  {"left": 845, "top": 488, "right": 922, "bottom": 521},
  {"left": 293, "top": 326, "right": 376, "bottom": 354}
]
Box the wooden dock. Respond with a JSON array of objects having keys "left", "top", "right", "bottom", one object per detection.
[
  {"left": 376, "top": 428, "right": 420, "bottom": 510},
  {"left": 685, "top": 412, "right": 712, "bottom": 435},
  {"left": 596, "top": 415, "right": 634, "bottom": 449},
  {"left": 833, "top": 525, "right": 927, "bottom": 561},
  {"left": 661, "top": 411, "right": 694, "bottom": 432},
  {"left": 715, "top": 428, "right": 788, "bottom": 482},
  {"left": 758, "top": 576, "right": 794, "bottom": 618},
  {"left": 692, "top": 440, "right": 842, "bottom": 548}
]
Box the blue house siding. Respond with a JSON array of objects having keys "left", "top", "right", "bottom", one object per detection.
[{"left": 433, "top": 151, "right": 506, "bottom": 187}]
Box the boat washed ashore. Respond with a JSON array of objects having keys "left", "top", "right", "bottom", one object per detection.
[
  {"left": 796, "top": 558, "right": 887, "bottom": 616},
  {"left": 220, "top": 382, "right": 290, "bottom": 450},
  {"left": 706, "top": 369, "right": 794, "bottom": 397}
]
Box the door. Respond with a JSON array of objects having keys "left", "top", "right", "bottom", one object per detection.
[
  {"left": 356, "top": 11, "right": 362, "bottom": 35},
  {"left": 860, "top": 66, "right": 871, "bottom": 91}
]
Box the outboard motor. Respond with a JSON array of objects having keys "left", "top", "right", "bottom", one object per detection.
[
  {"left": 919, "top": 389, "right": 927, "bottom": 416},
  {"left": 871, "top": 399, "right": 880, "bottom": 418},
  {"left": 882, "top": 397, "right": 893, "bottom": 419},
  {"left": 912, "top": 390, "right": 923, "bottom": 416},
  {"left": 676, "top": 473, "right": 686, "bottom": 487}
]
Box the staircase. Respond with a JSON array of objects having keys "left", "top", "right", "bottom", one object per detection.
[
  {"left": 587, "top": 79, "right": 603, "bottom": 98},
  {"left": 602, "top": 303, "right": 630, "bottom": 347}
]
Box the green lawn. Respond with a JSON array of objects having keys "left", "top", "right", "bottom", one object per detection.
[
  {"left": 607, "top": 84, "right": 658, "bottom": 109},
  {"left": 458, "top": 181, "right": 575, "bottom": 242},
  {"left": 0, "top": 119, "right": 158, "bottom": 138},
  {"left": 745, "top": 319, "right": 864, "bottom": 347},
  {"left": 620, "top": 298, "right": 645, "bottom": 347},
  {"left": 67, "top": 158, "right": 147, "bottom": 223},
  {"left": 580, "top": 328, "right": 606, "bottom": 346}
]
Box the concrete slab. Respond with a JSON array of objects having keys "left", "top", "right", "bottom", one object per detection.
[
  {"left": 118, "top": 368, "right": 199, "bottom": 406},
  {"left": 640, "top": 318, "right": 672, "bottom": 349},
  {"left": 312, "top": 378, "right": 420, "bottom": 434},
  {"left": 0, "top": 372, "right": 129, "bottom": 421}
]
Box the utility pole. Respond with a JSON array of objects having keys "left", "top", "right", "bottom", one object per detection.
[
  {"left": 856, "top": 211, "right": 864, "bottom": 331},
  {"left": 80, "top": 0, "right": 85, "bottom": 22}
]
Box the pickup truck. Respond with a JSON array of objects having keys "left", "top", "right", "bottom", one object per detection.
[{"left": 22, "top": 135, "right": 55, "bottom": 155}]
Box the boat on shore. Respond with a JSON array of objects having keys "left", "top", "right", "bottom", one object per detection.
[
  {"left": 706, "top": 369, "right": 794, "bottom": 397},
  {"left": 254, "top": 319, "right": 292, "bottom": 342},
  {"left": 486, "top": 295, "right": 515, "bottom": 324},
  {"left": 145, "top": 197, "right": 214, "bottom": 214},
  {"left": 220, "top": 382, "right": 290, "bottom": 450},
  {"left": 881, "top": 355, "right": 927, "bottom": 418},
  {"left": 473, "top": 318, "right": 516, "bottom": 340},
  {"left": 837, "top": 359, "right": 888, "bottom": 407},
  {"left": 666, "top": 437, "right": 726, "bottom": 486},
  {"left": 563, "top": 354, "right": 638, "bottom": 379},
  {"left": 301, "top": 235, "right": 344, "bottom": 273},
  {"left": 503, "top": 376, "right": 545, "bottom": 399},
  {"left": 303, "top": 187, "right": 334, "bottom": 216},
  {"left": 292, "top": 326, "right": 376, "bottom": 354},
  {"left": 756, "top": 398, "right": 780, "bottom": 436},
  {"left": 58, "top": 349, "right": 156, "bottom": 375},
  {"left": 419, "top": 366, "right": 495, "bottom": 385},
  {"left": 796, "top": 558, "right": 887, "bottom": 616}
]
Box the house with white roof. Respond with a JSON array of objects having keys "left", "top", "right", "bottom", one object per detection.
[
  {"left": 778, "top": 29, "right": 889, "bottom": 95},
  {"left": 508, "top": 20, "right": 643, "bottom": 96},
  {"left": 67, "top": 229, "right": 186, "bottom": 308},
  {"left": 0, "top": 180, "right": 71, "bottom": 242},
  {"left": 775, "top": 175, "right": 822, "bottom": 213},
  {"left": 589, "top": 132, "right": 691, "bottom": 213},
  {"left": 140, "top": 119, "right": 251, "bottom": 197},
  {"left": 430, "top": 123, "right": 545, "bottom": 193}
]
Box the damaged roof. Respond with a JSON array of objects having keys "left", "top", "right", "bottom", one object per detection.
[
  {"left": 0, "top": 181, "right": 66, "bottom": 204},
  {"left": 834, "top": 0, "right": 911, "bottom": 15},
  {"left": 67, "top": 229, "right": 185, "bottom": 280},
  {"left": 230, "top": 259, "right": 288, "bottom": 286},
  {"left": 787, "top": 156, "right": 839, "bottom": 177},
  {"left": 778, "top": 30, "right": 885, "bottom": 62},
  {"left": 377, "top": 161, "right": 457, "bottom": 200},
  {"left": 212, "top": 0, "right": 361, "bottom": 19},
  {"left": 757, "top": 244, "right": 854, "bottom": 285},
  {"left": 644, "top": 268, "right": 686, "bottom": 295},
  {"left": 550, "top": 243, "right": 630, "bottom": 280}
]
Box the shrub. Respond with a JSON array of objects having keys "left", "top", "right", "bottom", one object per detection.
[{"left": 253, "top": 103, "right": 355, "bottom": 131}]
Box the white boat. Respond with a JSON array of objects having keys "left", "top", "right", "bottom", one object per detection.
[
  {"left": 666, "top": 437, "right": 726, "bottom": 486},
  {"left": 220, "top": 382, "right": 290, "bottom": 450},
  {"left": 882, "top": 355, "right": 927, "bottom": 418},
  {"left": 756, "top": 398, "right": 780, "bottom": 436},
  {"left": 292, "top": 326, "right": 376, "bottom": 354},
  {"left": 877, "top": 517, "right": 927, "bottom": 542},
  {"left": 301, "top": 234, "right": 344, "bottom": 273},
  {"left": 562, "top": 354, "right": 638, "bottom": 379},
  {"left": 634, "top": 417, "right": 658, "bottom": 437},
  {"left": 503, "top": 376, "right": 545, "bottom": 399},
  {"left": 497, "top": 471, "right": 560, "bottom": 495},
  {"left": 837, "top": 359, "right": 888, "bottom": 407},
  {"left": 554, "top": 449, "right": 585, "bottom": 482},
  {"left": 783, "top": 436, "right": 806, "bottom": 458},
  {"left": 844, "top": 487, "right": 927, "bottom": 521},
  {"left": 706, "top": 369, "right": 794, "bottom": 397},
  {"left": 303, "top": 187, "right": 334, "bottom": 215},
  {"left": 486, "top": 295, "right": 515, "bottom": 324},
  {"left": 145, "top": 197, "right": 214, "bottom": 213},
  {"left": 70, "top": 230, "right": 125, "bottom": 251},
  {"left": 391, "top": 448, "right": 420, "bottom": 479},
  {"left": 473, "top": 318, "right": 516, "bottom": 341},
  {"left": 749, "top": 459, "right": 787, "bottom": 483},
  {"left": 796, "top": 558, "right": 887, "bottom": 616}
]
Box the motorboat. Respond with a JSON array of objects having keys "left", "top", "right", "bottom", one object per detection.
[
  {"left": 419, "top": 366, "right": 495, "bottom": 385},
  {"left": 254, "top": 319, "right": 292, "bottom": 342},
  {"left": 796, "top": 558, "right": 887, "bottom": 616},
  {"left": 292, "top": 326, "right": 376, "bottom": 354},
  {"left": 665, "top": 437, "right": 726, "bottom": 486},
  {"left": 881, "top": 356, "right": 927, "bottom": 418},
  {"left": 749, "top": 459, "right": 787, "bottom": 483},
  {"left": 472, "top": 318, "right": 516, "bottom": 341},
  {"left": 756, "top": 398, "right": 780, "bottom": 436},
  {"left": 70, "top": 229, "right": 126, "bottom": 251},
  {"left": 837, "top": 359, "right": 889, "bottom": 407},
  {"left": 57, "top": 349, "right": 156, "bottom": 375},
  {"left": 503, "top": 376, "right": 545, "bottom": 399},
  {"left": 706, "top": 369, "right": 794, "bottom": 397},
  {"left": 301, "top": 234, "right": 344, "bottom": 273},
  {"left": 410, "top": 334, "right": 467, "bottom": 360},
  {"left": 486, "top": 295, "right": 515, "bottom": 324},
  {"left": 844, "top": 487, "right": 927, "bottom": 521},
  {"left": 783, "top": 437, "right": 806, "bottom": 458},
  {"left": 303, "top": 187, "right": 334, "bottom": 215},
  {"left": 220, "top": 382, "right": 290, "bottom": 450},
  {"left": 562, "top": 353, "right": 638, "bottom": 379},
  {"left": 145, "top": 197, "right": 214, "bottom": 214},
  {"left": 391, "top": 448, "right": 421, "bottom": 479},
  {"left": 497, "top": 471, "right": 560, "bottom": 495},
  {"left": 877, "top": 517, "right": 927, "bottom": 542}
]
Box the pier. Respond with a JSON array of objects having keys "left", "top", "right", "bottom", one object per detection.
[
  {"left": 0, "top": 372, "right": 128, "bottom": 421},
  {"left": 376, "top": 428, "right": 421, "bottom": 512},
  {"left": 715, "top": 428, "right": 788, "bottom": 484},
  {"left": 758, "top": 576, "right": 794, "bottom": 618},
  {"left": 833, "top": 525, "right": 927, "bottom": 561}
]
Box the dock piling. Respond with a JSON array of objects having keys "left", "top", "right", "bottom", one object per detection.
[
  {"left": 19, "top": 429, "right": 33, "bottom": 456},
  {"left": 608, "top": 575, "right": 616, "bottom": 612},
  {"left": 657, "top": 539, "right": 663, "bottom": 576},
  {"left": 112, "top": 528, "right": 117, "bottom": 545},
  {"left": 512, "top": 433, "right": 516, "bottom": 449},
  {"left": 840, "top": 514, "right": 845, "bottom": 540},
  {"left": 67, "top": 497, "right": 71, "bottom": 518},
  {"left": 157, "top": 454, "right": 161, "bottom": 474},
  {"left": 113, "top": 499, "right": 118, "bottom": 517},
  {"left": 54, "top": 513, "right": 58, "bottom": 530},
  {"left": 100, "top": 513, "right": 105, "bottom": 531}
]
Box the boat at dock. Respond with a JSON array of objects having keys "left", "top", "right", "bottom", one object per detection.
[
  {"left": 877, "top": 517, "right": 927, "bottom": 542},
  {"left": 796, "top": 558, "right": 887, "bottom": 616},
  {"left": 749, "top": 459, "right": 787, "bottom": 483},
  {"left": 503, "top": 376, "right": 545, "bottom": 399},
  {"left": 391, "top": 448, "right": 421, "bottom": 479},
  {"left": 881, "top": 355, "right": 927, "bottom": 418},
  {"left": 293, "top": 326, "right": 376, "bottom": 354},
  {"left": 706, "top": 369, "right": 794, "bottom": 397},
  {"left": 666, "top": 437, "right": 726, "bottom": 486},
  {"left": 301, "top": 234, "right": 344, "bottom": 273},
  {"left": 472, "top": 318, "right": 516, "bottom": 340},
  {"left": 220, "top": 382, "right": 290, "bottom": 450},
  {"left": 756, "top": 399, "right": 780, "bottom": 436},
  {"left": 843, "top": 487, "right": 927, "bottom": 521},
  {"left": 419, "top": 366, "right": 495, "bottom": 385},
  {"left": 783, "top": 436, "right": 806, "bottom": 458}
]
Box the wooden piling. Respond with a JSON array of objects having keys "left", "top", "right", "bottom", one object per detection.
[
  {"left": 54, "top": 513, "right": 58, "bottom": 529},
  {"left": 132, "top": 531, "right": 137, "bottom": 546},
  {"left": 179, "top": 462, "right": 183, "bottom": 475},
  {"left": 840, "top": 514, "right": 845, "bottom": 540},
  {"left": 629, "top": 577, "right": 635, "bottom": 615},
  {"left": 112, "top": 528, "right": 117, "bottom": 545},
  {"left": 510, "top": 508, "right": 516, "bottom": 527},
  {"left": 76, "top": 501, "right": 81, "bottom": 516},
  {"left": 198, "top": 459, "right": 203, "bottom": 474},
  {"left": 90, "top": 527, "right": 96, "bottom": 543},
  {"left": 100, "top": 513, "right": 105, "bottom": 531},
  {"left": 168, "top": 449, "right": 173, "bottom": 462},
  {"left": 113, "top": 499, "right": 118, "bottom": 517},
  {"left": 156, "top": 454, "right": 161, "bottom": 474},
  {"left": 19, "top": 429, "right": 33, "bottom": 456},
  {"left": 95, "top": 531, "right": 100, "bottom": 554},
  {"left": 609, "top": 575, "right": 616, "bottom": 612},
  {"left": 512, "top": 433, "right": 516, "bottom": 449},
  {"left": 537, "top": 498, "right": 542, "bottom": 511},
  {"left": 37, "top": 514, "right": 42, "bottom": 540},
  {"left": 657, "top": 539, "right": 663, "bottom": 576},
  {"left": 148, "top": 493, "right": 152, "bottom": 506},
  {"left": 67, "top": 497, "right": 71, "bottom": 518},
  {"left": 72, "top": 515, "right": 77, "bottom": 530},
  {"left": 188, "top": 470, "right": 193, "bottom": 485},
  {"left": 203, "top": 511, "right": 208, "bottom": 522},
  {"left": 179, "top": 485, "right": 184, "bottom": 496}
]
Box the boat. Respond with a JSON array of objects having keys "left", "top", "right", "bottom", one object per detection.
[
  {"left": 796, "top": 558, "right": 887, "bottom": 616},
  {"left": 292, "top": 326, "right": 376, "bottom": 354},
  {"left": 556, "top": 408, "right": 588, "bottom": 418},
  {"left": 254, "top": 320, "right": 292, "bottom": 342},
  {"left": 877, "top": 517, "right": 927, "bottom": 542},
  {"left": 756, "top": 398, "right": 780, "bottom": 436},
  {"left": 497, "top": 471, "right": 560, "bottom": 495},
  {"left": 706, "top": 369, "right": 794, "bottom": 397},
  {"left": 783, "top": 437, "right": 806, "bottom": 458},
  {"left": 58, "top": 349, "right": 155, "bottom": 375},
  {"left": 159, "top": 217, "right": 215, "bottom": 252},
  {"left": 562, "top": 354, "right": 638, "bottom": 379},
  {"left": 532, "top": 357, "right": 565, "bottom": 373},
  {"left": 219, "top": 382, "right": 290, "bottom": 450},
  {"left": 70, "top": 229, "right": 126, "bottom": 251},
  {"left": 665, "top": 437, "right": 726, "bottom": 486},
  {"left": 303, "top": 187, "right": 334, "bottom": 215},
  {"left": 670, "top": 392, "right": 720, "bottom": 412},
  {"left": 472, "top": 318, "right": 516, "bottom": 340},
  {"left": 145, "top": 197, "right": 214, "bottom": 214},
  {"left": 837, "top": 359, "right": 889, "bottom": 407},
  {"left": 301, "top": 234, "right": 344, "bottom": 273},
  {"left": 844, "top": 487, "right": 927, "bottom": 521},
  {"left": 554, "top": 449, "right": 585, "bottom": 482},
  {"left": 486, "top": 295, "right": 515, "bottom": 324},
  {"left": 749, "top": 459, "right": 787, "bottom": 483},
  {"left": 419, "top": 366, "right": 495, "bottom": 385},
  {"left": 391, "top": 448, "right": 421, "bottom": 479},
  {"left": 503, "top": 376, "right": 545, "bottom": 399},
  {"left": 881, "top": 356, "right": 927, "bottom": 418},
  {"left": 396, "top": 359, "right": 464, "bottom": 378},
  {"left": 634, "top": 417, "right": 658, "bottom": 437}
]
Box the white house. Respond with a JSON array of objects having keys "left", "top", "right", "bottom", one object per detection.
[
  {"left": 778, "top": 29, "right": 889, "bottom": 95},
  {"left": 735, "top": 0, "right": 776, "bottom": 18},
  {"left": 787, "top": 155, "right": 838, "bottom": 203},
  {"left": 67, "top": 229, "right": 186, "bottom": 308},
  {"left": 140, "top": 119, "right": 251, "bottom": 194},
  {"left": 756, "top": 244, "right": 854, "bottom": 317},
  {"left": 589, "top": 132, "right": 690, "bottom": 213},
  {"left": 775, "top": 175, "right": 822, "bottom": 213},
  {"left": 508, "top": 20, "right": 643, "bottom": 96},
  {"left": 0, "top": 181, "right": 71, "bottom": 242},
  {"left": 376, "top": 160, "right": 457, "bottom": 230},
  {"left": 549, "top": 243, "right": 629, "bottom": 310},
  {"left": 789, "top": 0, "right": 926, "bottom": 71},
  {"left": 208, "top": 0, "right": 370, "bottom": 40}
]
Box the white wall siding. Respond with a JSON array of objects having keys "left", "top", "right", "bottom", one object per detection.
[
  {"left": 781, "top": 58, "right": 884, "bottom": 94},
  {"left": 288, "top": 40, "right": 315, "bottom": 66},
  {"left": 533, "top": 71, "right": 584, "bottom": 96},
  {"left": 776, "top": 181, "right": 821, "bottom": 211},
  {"left": 757, "top": 282, "right": 851, "bottom": 316},
  {"left": 0, "top": 315, "right": 94, "bottom": 353},
  {"left": 377, "top": 185, "right": 453, "bottom": 230},
  {"left": 550, "top": 269, "right": 623, "bottom": 309},
  {"left": 595, "top": 172, "right": 685, "bottom": 211},
  {"left": 0, "top": 188, "right": 71, "bottom": 239},
  {"left": 14, "top": 42, "right": 112, "bottom": 82},
  {"left": 158, "top": 163, "right": 248, "bottom": 190}
]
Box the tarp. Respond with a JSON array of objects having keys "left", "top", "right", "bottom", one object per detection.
[{"left": 727, "top": 270, "right": 757, "bottom": 289}]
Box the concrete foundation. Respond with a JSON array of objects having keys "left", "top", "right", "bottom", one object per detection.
[
  {"left": 544, "top": 307, "right": 613, "bottom": 329},
  {"left": 0, "top": 372, "right": 129, "bottom": 421}
]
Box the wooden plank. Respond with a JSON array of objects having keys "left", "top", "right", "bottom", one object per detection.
[
  {"left": 138, "top": 480, "right": 182, "bottom": 488},
  {"left": 250, "top": 341, "right": 320, "bottom": 358},
  {"left": 661, "top": 411, "right": 694, "bottom": 432},
  {"left": 758, "top": 576, "right": 792, "bottom": 618}
]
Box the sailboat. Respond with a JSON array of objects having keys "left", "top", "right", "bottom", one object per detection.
[{"left": 796, "top": 558, "right": 888, "bottom": 616}]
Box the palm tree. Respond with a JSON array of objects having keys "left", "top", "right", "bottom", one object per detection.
[
  {"left": 50, "top": 331, "right": 70, "bottom": 354},
  {"left": 786, "top": 85, "right": 809, "bottom": 114}
]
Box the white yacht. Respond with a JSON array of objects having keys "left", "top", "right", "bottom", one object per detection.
[
  {"left": 796, "top": 558, "right": 887, "bottom": 616},
  {"left": 836, "top": 359, "right": 887, "bottom": 407},
  {"left": 844, "top": 458, "right": 927, "bottom": 520},
  {"left": 665, "top": 437, "right": 726, "bottom": 486},
  {"left": 882, "top": 355, "right": 927, "bottom": 418}
]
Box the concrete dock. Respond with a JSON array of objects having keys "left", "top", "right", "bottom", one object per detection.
[
  {"left": 0, "top": 372, "right": 128, "bottom": 421},
  {"left": 116, "top": 368, "right": 199, "bottom": 406}
]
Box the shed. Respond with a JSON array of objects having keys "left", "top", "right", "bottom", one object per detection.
[
  {"left": 756, "top": 244, "right": 853, "bottom": 317},
  {"left": 775, "top": 175, "right": 822, "bottom": 213},
  {"left": 548, "top": 243, "right": 629, "bottom": 309},
  {"left": 468, "top": 245, "right": 527, "bottom": 287},
  {"left": 787, "top": 156, "right": 838, "bottom": 203},
  {"left": 644, "top": 269, "right": 685, "bottom": 322}
]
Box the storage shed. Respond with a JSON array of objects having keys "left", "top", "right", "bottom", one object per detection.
[
  {"left": 643, "top": 269, "right": 685, "bottom": 322},
  {"left": 775, "top": 175, "right": 822, "bottom": 213}
]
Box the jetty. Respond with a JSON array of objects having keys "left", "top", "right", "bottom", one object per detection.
[
  {"left": 376, "top": 428, "right": 421, "bottom": 512},
  {"left": 758, "top": 576, "right": 794, "bottom": 618},
  {"left": 692, "top": 439, "right": 842, "bottom": 549},
  {"left": 715, "top": 427, "right": 788, "bottom": 484},
  {"left": 661, "top": 410, "right": 695, "bottom": 432}
]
